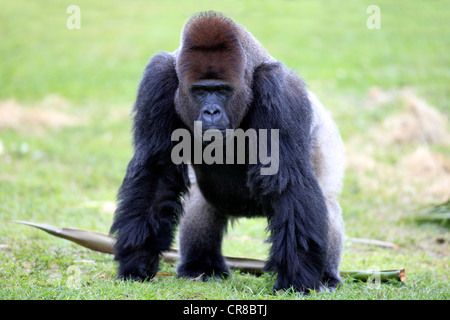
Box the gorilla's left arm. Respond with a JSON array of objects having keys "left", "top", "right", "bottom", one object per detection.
[
  {"left": 247, "top": 62, "right": 329, "bottom": 293},
  {"left": 110, "top": 52, "right": 189, "bottom": 280}
]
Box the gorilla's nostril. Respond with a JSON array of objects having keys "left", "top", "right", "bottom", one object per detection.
[{"left": 202, "top": 105, "right": 222, "bottom": 122}]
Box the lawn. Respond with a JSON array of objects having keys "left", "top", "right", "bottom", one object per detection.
[{"left": 0, "top": 0, "right": 449, "bottom": 301}]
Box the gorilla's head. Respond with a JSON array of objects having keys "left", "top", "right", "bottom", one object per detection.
[{"left": 174, "top": 12, "right": 254, "bottom": 134}]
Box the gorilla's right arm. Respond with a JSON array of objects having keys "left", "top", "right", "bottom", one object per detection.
[
  {"left": 247, "top": 62, "right": 329, "bottom": 293},
  {"left": 110, "top": 52, "right": 189, "bottom": 280}
]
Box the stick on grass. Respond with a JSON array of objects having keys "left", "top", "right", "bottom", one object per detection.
[{"left": 12, "top": 220, "right": 406, "bottom": 282}]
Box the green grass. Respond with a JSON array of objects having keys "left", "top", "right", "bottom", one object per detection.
[{"left": 1, "top": 0, "right": 449, "bottom": 300}]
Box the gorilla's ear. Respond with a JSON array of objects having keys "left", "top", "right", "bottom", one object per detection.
[{"left": 131, "top": 52, "right": 181, "bottom": 167}]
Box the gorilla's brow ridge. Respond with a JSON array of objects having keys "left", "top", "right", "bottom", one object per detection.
[{"left": 189, "top": 43, "right": 227, "bottom": 51}]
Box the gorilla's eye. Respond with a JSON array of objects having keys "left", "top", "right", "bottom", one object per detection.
[
  {"left": 192, "top": 86, "right": 205, "bottom": 92},
  {"left": 192, "top": 87, "right": 207, "bottom": 97},
  {"left": 218, "top": 88, "right": 228, "bottom": 95}
]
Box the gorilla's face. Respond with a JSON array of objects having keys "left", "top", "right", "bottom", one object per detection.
[
  {"left": 190, "top": 79, "right": 232, "bottom": 133},
  {"left": 175, "top": 76, "right": 251, "bottom": 139}
]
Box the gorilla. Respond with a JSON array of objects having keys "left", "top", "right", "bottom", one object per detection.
[{"left": 110, "top": 11, "right": 345, "bottom": 294}]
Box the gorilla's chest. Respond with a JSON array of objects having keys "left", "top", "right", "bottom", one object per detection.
[{"left": 192, "top": 163, "right": 262, "bottom": 217}]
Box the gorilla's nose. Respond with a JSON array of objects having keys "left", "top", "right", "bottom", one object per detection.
[{"left": 201, "top": 104, "right": 223, "bottom": 124}]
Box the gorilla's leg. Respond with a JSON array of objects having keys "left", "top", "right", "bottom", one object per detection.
[
  {"left": 322, "top": 197, "right": 344, "bottom": 289},
  {"left": 177, "top": 185, "right": 229, "bottom": 280},
  {"left": 308, "top": 91, "right": 345, "bottom": 290}
]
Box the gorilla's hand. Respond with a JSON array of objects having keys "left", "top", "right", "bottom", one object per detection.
[{"left": 115, "top": 245, "right": 160, "bottom": 281}]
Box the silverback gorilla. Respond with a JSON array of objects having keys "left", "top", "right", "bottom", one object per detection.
[{"left": 110, "top": 11, "right": 345, "bottom": 294}]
